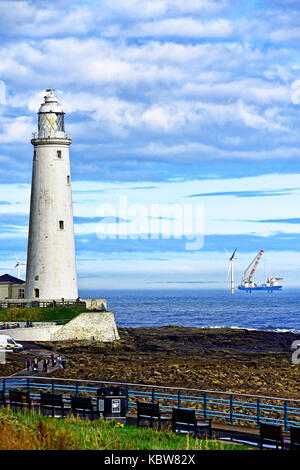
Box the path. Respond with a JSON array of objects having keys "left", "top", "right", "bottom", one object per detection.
[{"left": 8, "top": 341, "right": 67, "bottom": 380}]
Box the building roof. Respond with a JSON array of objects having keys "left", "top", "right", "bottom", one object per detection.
[{"left": 0, "top": 274, "right": 25, "bottom": 284}]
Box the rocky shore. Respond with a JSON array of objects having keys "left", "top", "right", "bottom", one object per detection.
[
  {"left": 47, "top": 326, "right": 300, "bottom": 399},
  {"left": 0, "top": 352, "right": 29, "bottom": 377}
]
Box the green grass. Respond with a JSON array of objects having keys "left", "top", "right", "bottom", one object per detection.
[
  {"left": 0, "top": 306, "right": 88, "bottom": 324},
  {"left": 0, "top": 408, "right": 252, "bottom": 450}
]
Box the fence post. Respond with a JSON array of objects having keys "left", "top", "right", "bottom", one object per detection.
[
  {"left": 27, "top": 378, "right": 30, "bottom": 397},
  {"left": 284, "top": 401, "right": 288, "bottom": 432},
  {"left": 126, "top": 385, "right": 129, "bottom": 413},
  {"left": 257, "top": 398, "right": 261, "bottom": 427},
  {"left": 203, "top": 392, "right": 207, "bottom": 420},
  {"left": 178, "top": 390, "right": 181, "bottom": 409},
  {"left": 2, "top": 378, "right": 5, "bottom": 399},
  {"left": 152, "top": 387, "right": 156, "bottom": 404},
  {"left": 75, "top": 382, "right": 79, "bottom": 397},
  {"left": 230, "top": 395, "right": 234, "bottom": 425},
  {"left": 51, "top": 380, "right": 55, "bottom": 395}
]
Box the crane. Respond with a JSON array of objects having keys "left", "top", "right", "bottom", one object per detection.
[
  {"left": 238, "top": 249, "right": 283, "bottom": 292},
  {"left": 243, "top": 249, "right": 264, "bottom": 285}
]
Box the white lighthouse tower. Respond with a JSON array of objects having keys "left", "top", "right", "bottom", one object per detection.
[{"left": 25, "top": 89, "right": 78, "bottom": 300}]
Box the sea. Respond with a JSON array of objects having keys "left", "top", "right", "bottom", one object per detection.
[{"left": 79, "top": 289, "right": 300, "bottom": 333}]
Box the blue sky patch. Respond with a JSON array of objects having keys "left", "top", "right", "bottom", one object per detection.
[{"left": 1, "top": 0, "right": 300, "bottom": 287}]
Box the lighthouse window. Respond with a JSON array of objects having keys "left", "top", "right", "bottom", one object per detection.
[
  {"left": 33, "top": 151, "right": 37, "bottom": 161},
  {"left": 59, "top": 220, "right": 64, "bottom": 230},
  {"left": 34, "top": 288, "right": 39, "bottom": 298},
  {"left": 57, "top": 150, "right": 62, "bottom": 159},
  {"left": 56, "top": 113, "right": 64, "bottom": 131},
  {"left": 67, "top": 175, "right": 70, "bottom": 184}
]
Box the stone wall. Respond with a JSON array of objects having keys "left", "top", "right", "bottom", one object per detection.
[
  {"left": 0, "top": 326, "right": 60, "bottom": 341},
  {"left": 50, "top": 311, "right": 119, "bottom": 342},
  {"left": 81, "top": 298, "right": 107, "bottom": 310},
  {"left": 0, "top": 311, "right": 119, "bottom": 342}
]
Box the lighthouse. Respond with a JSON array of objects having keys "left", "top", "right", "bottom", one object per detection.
[{"left": 25, "top": 89, "right": 78, "bottom": 300}]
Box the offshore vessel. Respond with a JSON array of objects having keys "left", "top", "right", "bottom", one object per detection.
[{"left": 238, "top": 249, "right": 283, "bottom": 292}]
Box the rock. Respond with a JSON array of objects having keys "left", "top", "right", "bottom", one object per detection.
[{"left": 31, "top": 326, "right": 300, "bottom": 401}]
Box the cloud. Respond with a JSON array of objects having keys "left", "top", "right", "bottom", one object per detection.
[
  {"left": 187, "top": 188, "right": 300, "bottom": 198},
  {"left": 0, "top": 236, "right": 27, "bottom": 251},
  {"left": 0, "top": 1, "right": 93, "bottom": 39},
  {"left": 75, "top": 233, "right": 188, "bottom": 253},
  {"left": 129, "top": 186, "right": 156, "bottom": 190},
  {"left": 0, "top": 213, "right": 28, "bottom": 225},
  {"left": 74, "top": 231, "right": 300, "bottom": 254},
  {"left": 0, "top": 0, "right": 231, "bottom": 44},
  {"left": 73, "top": 189, "right": 105, "bottom": 195},
  {"left": 202, "top": 232, "right": 300, "bottom": 253},
  {"left": 105, "top": 18, "right": 233, "bottom": 39},
  {"left": 246, "top": 218, "right": 300, "bottom": 224},
  {"left": 237, "top": 100, "right": 288, "bottom": 132},
  {"left": 0, "top": 213, "right": 28, "bottom": 234},
  {"left": 74, "top": 216, "right": 129, "bottom": 224},
  {"left": 62, "top": 92, "right": 289, "bottom": 136},
  {"left": 0, "top": 81, "right": 6, "bottom": 105},
  {"left": 0, "top": 116, "right": 34, "bottom": 143},
  {"left": 102, "top": 0, "right": 229, "bottom": 19},
  {"left": 2, "top": 0, "right": 300, "bottom": 290},
  {"left": 263, "top": 0, "right": 300, "bottom": 6}
]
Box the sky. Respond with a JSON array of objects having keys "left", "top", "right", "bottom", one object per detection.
[{"left": 1, "top": 0, "right": 300, "bottom": 290}]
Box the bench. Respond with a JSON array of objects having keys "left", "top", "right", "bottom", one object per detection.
[
  {"left": 40, "top": 393, "right": 65, "bottom": 418},
  {"left": 259, "top": 423, "right": 287, "bottom": 450},
  {"left": 9, "top": 390, "right": 31, "bottom": 411},
  {"left": 171, "top": 408, "right": 212, "bottom": 438},
  {"left": 290, "top": 426, "right": 300, "bottom": 450},
  {"left": 136, "top": 401, "right": 169, "bottom": 430},
  {"left": 71, "top": 396, "right": 95, "bottom": 420},
  {"left": 0, "top": 390, "right": 6, "bottom": 407}
]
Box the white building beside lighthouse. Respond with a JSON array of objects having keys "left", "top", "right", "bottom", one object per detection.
[{"left": 25, "top": 89, "right": 78, "bottom": 300}]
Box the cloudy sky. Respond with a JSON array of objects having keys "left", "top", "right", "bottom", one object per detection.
[{"left": 1, "top": 0, "right": 300, "bottom": 291}]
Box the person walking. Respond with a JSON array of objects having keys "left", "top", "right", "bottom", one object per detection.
[
  {"left": 33, "top": 358, "right": 39, "bottom": 371},
  {"left": 50, "top": 353, "right": 56, "bottom": 368},
  {"left": 57, "top": 355, "right": 62, "bottom": 368},
  {"left": 26, "top": 357, "right": 31, "bottom": 371}
]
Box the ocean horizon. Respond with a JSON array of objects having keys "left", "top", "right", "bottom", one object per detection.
[{"left": 78, "top": 288, "right": 300, "bottom": 333}]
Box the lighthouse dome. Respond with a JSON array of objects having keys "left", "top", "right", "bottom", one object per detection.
[
  {"left": 38, "top": 89, "right": 64, "bottom": 114},
  {"left": 37, "top": 89, "right": 66, "bottom": 138}
]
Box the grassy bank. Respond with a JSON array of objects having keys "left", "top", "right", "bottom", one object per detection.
[
  {"left": 0, "top": 306, "right": 88, "bottom": 323},
  {"left": 0, "top": 408, "right": 250, "bottom": 450}
]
